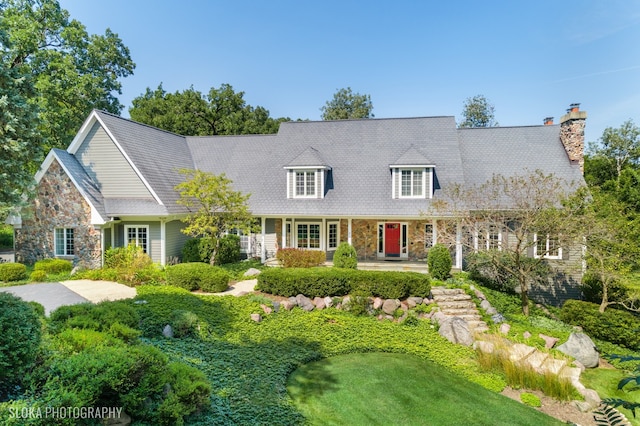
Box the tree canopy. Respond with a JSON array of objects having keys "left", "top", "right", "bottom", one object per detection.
[
  {"left": 320, "top": 87, "right": 374, "bottom": 120},
  {"left": 458, "top": 95, "right": 498, "bottom": 128},
  {"left": 129, "top": 84, "right": 289, "bottom": 136},
  {"left": 430, "top": 170, "right": 583, "bottom": 315},
  {"left": 0, "top": 0, "right": 135, "bottom": 151},
  {"left": 175, "top": 169, "right": 256, "bottom": 265}
]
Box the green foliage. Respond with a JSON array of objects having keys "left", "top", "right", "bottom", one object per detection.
[
  {"left": 459, "top": 94, "right": 498, "bottom": 128},
  {"left": 130, "top": 83, "right": 288, "bottom": 136},
  {"left": 105, "top": 245, "right": 152, "bottom": 269},
  {"left": 219, "top": 259, "right": 264, "bottom": 280},
  {"left": 256, "top": 267, "right": 430, "bottom": 299},
  {"left": 170, "top": 310, "right": 201, "bottom": 338},
  {"left": 581, "top": 272, "right": 630, "bottom": 305},
  {"left": 593, "top": 404, "right": 633, "bottom": 426},
  {"left": 0, "top": 292, "right": 42, "bottom": 399},
  {"left": 181, "top": 237, "right": 214, "bottom": 263},
  {"left": 166, "top": 262, "right": 230, "bottom": 292},
  {"left": 320, "top": 87, "right": 374, "bottom": 120},
  {"left": 520, "top": 392, "right": 542, "bottom": 407},
  {"left": 175, "top": 169, "right": 255, "bottom": 265},
  {"left": 49, "top": 300, "right": 139, "bottom": 337},
  {"left": 34, "top": 258, "right": 72, "bottom": 274},
  {"left": 156, "top": 362, "right": 212, "bottom": 425},
  {"left": 29, "top": 269, "right": 47, "bottom": 282},
  {"left": 1, "top": 0, "right": 135, "bottom": 151},
  {"left": 427, "top": 244, "right": 452, "bottom": 281},
  {"left": 102, "top": 245, "right": 157, "bottom": 285},
  {"left": 0, "top": 262, "right": 26, "bottom": 281},
  {"left": 560, "top": 300, "right": 640, "bottom": 350},
  {"left": 276, "top": 248, "right": 326, "bottom": 268},
  {"left": 217, "top": 234, "right": 241, "bottom": 265},
  {"left": 0, "top": 224, "right": 13, "bottom": 248},
  {"left": 333, "top": 242, "right": 358, "bottom": 269}
]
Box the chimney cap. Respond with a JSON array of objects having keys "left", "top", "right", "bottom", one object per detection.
[{"left": 543, "top": 117, "right": 554, "bottom": 125}]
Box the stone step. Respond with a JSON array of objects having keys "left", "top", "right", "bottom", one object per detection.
[
  {"left": 432, "top": 295, "right": 472, "bottom": 303},
  {"left": 436, "top": 300, "right": 477, "bottom": 310},
  {"left": 430, "top": 287, "right": 467, "bottom": 296},
  {"left": 440, "top": 308, "right": 481, "bottom": 318}
]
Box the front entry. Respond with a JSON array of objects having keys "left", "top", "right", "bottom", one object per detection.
[{"left": 384, "top": 223, "right": 401, "bottom": 257}]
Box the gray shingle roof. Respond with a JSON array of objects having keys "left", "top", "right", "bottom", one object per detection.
[{"left": 71, "top": 112, "right": 585, "bottom": 219}]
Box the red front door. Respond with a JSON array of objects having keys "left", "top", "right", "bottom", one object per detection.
[{"left": 385, "top": 223, "right": 401, "bottom": 257}]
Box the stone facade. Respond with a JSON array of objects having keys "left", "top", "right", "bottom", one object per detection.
[
  {"left": 560, "top": 105, "right": 587, "bottom": 173},
  {"left": 15, "top": 160, "right": 102, "bottom": 267}
]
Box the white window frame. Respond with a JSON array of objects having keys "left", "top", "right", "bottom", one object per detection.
[
  {"left": 125, "top": 225, "right": 149, "bottom": 254},
  {"left": 296, "top": 222, "right": 322, "bottom": 250},
  {"left": 474, "top": 225, "right": 502, "bottom": 251},
  {"left": 400, "top": 168, "right": 425, "bottom": 198},
  {"left": 294, "top": 170, "right": 316, "bottom": 198},
  {"left": 391, "top": 166, "right": 433, "bottom": 199},
  {"left": 327, "top": 221, "right": 340, "bottom": 250},
  {"left": 54, "top": 228, "right": 75, "bottom": 257},
  {"left": 533, "top": 233, "right": 562, "bottom": 259}
]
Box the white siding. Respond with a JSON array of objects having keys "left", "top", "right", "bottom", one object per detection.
[{"left": 76, "top": 123, "right": 153, "bottom": 199}]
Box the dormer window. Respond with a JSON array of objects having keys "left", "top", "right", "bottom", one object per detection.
[
  {"left": 401, "top": 169, "right": 424, "bottom": 198},
  {"left": 295, "top": 170, "right": 317, "bottom": 197},
  {"left": 285, "top": 146, "right": 330, "bottom": 199},
  {"left": 390, "top": 146, "right": 435, "bottom": 200}
]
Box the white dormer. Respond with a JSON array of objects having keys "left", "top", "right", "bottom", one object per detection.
[
  {"left": 390, "top": 146, "right": 435, "bottom": 199},
  {"left": 284, "top": 147, "right": 331, "bottom": 199}
]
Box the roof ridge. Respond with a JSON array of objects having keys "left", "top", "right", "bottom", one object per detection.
[
  {"left": 457, "top": 124, "right": 560, "bottom": 130},
  {"left": 284, "top": 115, "right": 455, "bottom": 125},
  {"left": 94, "top": 109, "right": 186, "bottom": 138}
]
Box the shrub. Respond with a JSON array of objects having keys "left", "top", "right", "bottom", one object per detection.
[
  {"left": 0, "top": 293, "right": 42, "bottom": 399},
  {"left": 34, "top": 258, "right": 73, "bottom": 274},
  {"left": 0, "top": 262, "right": 26, "bottom": 282},
  {"left": 333, "top": 242, "right": 357, "bottom": 269},
  {"left": 520, "top": 392, "right": 541, "bottom": 407},
  {"left": 256, "top": 268, "right": 430, "bottom": 299},
  {"left": 105, "top": 245, "right": 153, "bottom": 270},
  {"left": 276, "top": 248, "right": 326, "bottom": 268},
  {"left": 427, "top": 244, "right": 452, "bottom": 281},
  {"left": 30, "top": 269, "right": 47, "bottom": 282},
  {"left": 170, "top": 310, "right": 200, "bottom": 338},
  {"left": 156, "top": 362, "right": 212, "bottom": 425},
  {"left": 216, "top": 234, "right": 241, "bottom": 265},
  {"left": 580, "top": 272, "right": 629, "bottom": 305},
  {"left": 181, "top": 237, "right": 215, "bottom": 263},
  {"left": 559, "top": 300, "right": 640, "bottom": 350},
  {"left": 466, "top": 251, "right": 549, "bottom": 294},
  {"left": 166, "top": 262, "right": 230, "bottom": 292}
]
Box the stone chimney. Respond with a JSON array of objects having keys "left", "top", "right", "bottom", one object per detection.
[
  {"left": 543, "top": 117, "right": 554, "bottom": 125},
  {"left": 559, "top": 103, "right": 587, "bottom": 174}
]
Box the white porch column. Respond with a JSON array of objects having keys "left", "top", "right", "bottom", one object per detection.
[
  {"left": 291, "top": 218, "right": 296, "bottom": 248},
  {"left": 281, "top": 218, "right": 287, "bottom": 249},
  {"left": 160, "top": 220, "right": 166, "bottom": 266},
  {"left": 322, "top": 218, "right": 326, "bottom": 251},
  {"left": 432, "top": 219, "right": 438, "bottom": 244},
  {"left": 261, "top": 217, "right": 266, "bottom": 262},
  {"left": 456, "top": 222, "right": 463, "bottom": 269},
  {"left": 348, "top": 218, "right": 352, "bottom": 245},
  {"left": 100, "top": 228, "right": 105, "bottom": 267},
  {"left": 111, "top": 225, "right": 115, "bottom": 248}
]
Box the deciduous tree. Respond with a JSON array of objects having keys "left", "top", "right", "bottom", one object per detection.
[
  {"left": 175, "top": 169, "right": 256, "bottom": 265},
  {"left": 320, "top": 87, "right": 373, "bottom": 120},
  {"left": 587, "top": 119, "right": 640, "bottom": 183},
  {"left": 130, "top": 83, "right": 288, "bottom": 136},
  {"left": 0, "top": 0, "right": 135, "bottom": 151},
  {"left": 459, "top": 94, "right": 498, "bottom": 128},
  {"left": 430, "top": 170, "right": 583, "bottom": 315}
]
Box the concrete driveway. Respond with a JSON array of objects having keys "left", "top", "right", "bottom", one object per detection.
[{"left": 0, "top": 280, "right": 136, "bottom": 315}]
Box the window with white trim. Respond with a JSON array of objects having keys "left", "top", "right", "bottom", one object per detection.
[
  {"left": 475, "top": 225, "right": 502, "bottom": 251},
  {"left": 401, "top": 169, "right": 424, "bottom": 197},
  {"left": 125, "top": 225, "right": 149, "bottom": 253},
  {"left": 327, "top": 222, "right": 339, "bottom": 250},
  {"left": 297, "top": 223, "right": 320, "bottom": 249},
  {"left": 295, "top": 171, "right": 316, "bottom": 197},
  {"left": 54, "top": 228, "right": 74, "bottom": 256},
  {"left": 534, "top": 234, "right": 562, "bottom": 259}
]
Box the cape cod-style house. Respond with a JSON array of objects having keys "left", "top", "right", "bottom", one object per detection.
[{"left": 10, "top": 105, "right": 587, "bottom": 303}]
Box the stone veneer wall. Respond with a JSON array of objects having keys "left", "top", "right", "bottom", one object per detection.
[
  {"left": 559, "top": 110, "right": 587, "bottom": 173},
  {"left": 15, "top": 159, "right": 102, "bottom": 267},
  {"left": 349, "top": 219, "right": 431, "bottom": 261}
]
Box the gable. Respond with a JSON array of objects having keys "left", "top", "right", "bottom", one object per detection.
[{"left": 75, "top": 122, "right": 154, "bottom": 199}]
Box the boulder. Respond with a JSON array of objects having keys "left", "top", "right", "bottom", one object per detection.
[
  {"left": 406, "top": 298, "right": 417, "bottom": 309},
  {"left": 250, "top": 313, "right": 262, "bottom": 323},
  {"left": 372, "top": 297, "right": 383, "bottom": 310},
  {"left": 281, "top": 300, "right": 295, "bottom": 311},
  {"left": 539, "top": 333, "right": 559, "bottom": 349},
  {"left": 162, "top": 324, "right": 174, "bottom": 338},
  {"left": 382, "top": 299, "right": 400, "bottom": 315},
  {"left": 342, "top": 296, "right": 351, "bottom": 307},
  {"left": 296, "top": 294, "right": 315, "bottom": 312},
  {"left": 499, "top": 323, "right": 511, "bottom": 335},
  {"left": 313, "top": 297, "right": 326, "bottom": 310},
  {"left": 431, "top": 311, "right": 447, "bottom": 325},
  {"left": 272, "top": 301, "right": 280, "bottom": 312},
  {"left": 260, "top": 304, "right": 272, "bottom": 315},
  {"left": 491, "top": 313, "right": 505, "bottom": 323},
  {"left": 523, "top": 331, "right": 532, "bottom": 339},
  {"left": 474, "top": 289, "right": 487, "bottom": 300},
  {"left": 324, "top": 296, "right": 333, "bottom": 308},
  {"left": 103, "top": 410, "right": 132, "bottom": 426},
  {"left": 557, "top": 333, "right": 600, "bottom": 368},
  {"left": 408, "top": 296, "right": 423, "bottom": 306},
  {"left": 243, "top": 268, "right": 262, "bottom": 277},
  {"left": 438, "top": 317, "right": 474, "bottom": 346},
  {"left": 480, "top": 299, "right": 492, "bottom": 311}
]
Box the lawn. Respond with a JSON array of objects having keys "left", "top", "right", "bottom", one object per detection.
[
  {"left": 287, "top": 352, "right": 562, "bottom": 426},
  {"left": 581, "top": 367, "right": 640, "bottom": 425}
]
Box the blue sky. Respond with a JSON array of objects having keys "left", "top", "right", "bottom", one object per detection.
[{"left": 59, "top": 0, "right": 640, "bottom": 145}]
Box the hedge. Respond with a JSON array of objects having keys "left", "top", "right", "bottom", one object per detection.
[
  {"left": 256, "top": 267, "right": 430, "bottom": 299},
  {"left": 276, "top": 248, "right": 326, "bottom": 268},
  {"left": 0, "top": 263, "right": 27, "bottom": 282},
  {"left": 34, "top": 258, "right": 73, "bottom": 274},
  {"left": 166, "top": 263, "right": 230, "bottom": 293},
  {"left": 559, "top": 300, "right": 640, "bottom": 350}
]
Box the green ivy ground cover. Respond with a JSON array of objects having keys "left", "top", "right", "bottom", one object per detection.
[{"left": 134, "top": 285, "right": 506, "bottom": 424}]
